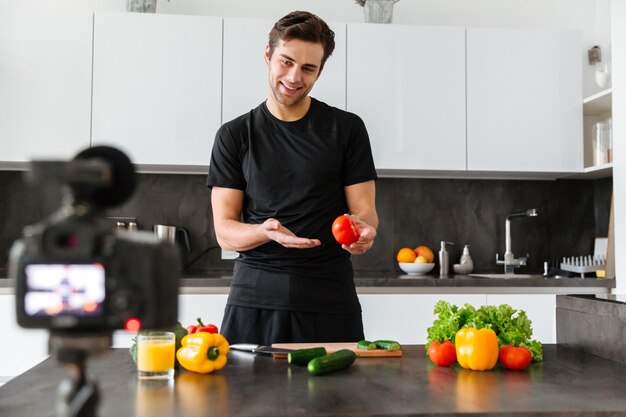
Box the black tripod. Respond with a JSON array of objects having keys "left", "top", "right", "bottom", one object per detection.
[{"left": 50, "top": 332, "right": 111, "bottom": 417}]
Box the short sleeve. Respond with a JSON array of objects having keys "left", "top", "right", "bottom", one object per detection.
[
  {"left": 206, "top": 124, "right": 247, "bottom": 190},
  {"left": 342, "top": 115, "right": 378, "bottom": 186}
]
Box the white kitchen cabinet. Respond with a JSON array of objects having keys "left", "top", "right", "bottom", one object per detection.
[
  {"left": 91, "top": 12, "right": 222, "bottom": 167},
  {"left": 485, "top": 294, "right": 556, "bottom": 343},
  {"left": 359, "top": 293, "right": 555, "bottom": 345},
  {"left": 0, "top": 292, "right": 227, "bottom": 378},
  {"left": 0, "top": 7, "right": 93, "bottom": 164},
  {"left": 466, "top": 28, "right": 583, "bottom": 173},
  {"left": 112, "top": 294, "right": 228, "bottom": 348},
  {"left": 358, "top": 294, "right": 486, "bottom": 344},
  {"left": 347, "top": 23, "right": 466, "bottom": 171},
  {"left": 0, "top": 295, "right": 48, "bottom": 380},
  {"left": 178, "top": 294, "right": 228, "bottom": 329},
  {"left": 222, "top": 17, "right": 346, "bottom": 124}
]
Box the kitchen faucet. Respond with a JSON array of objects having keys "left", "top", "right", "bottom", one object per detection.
[{"left": 496, "top": 208, "right": 538, "bottom": 274}]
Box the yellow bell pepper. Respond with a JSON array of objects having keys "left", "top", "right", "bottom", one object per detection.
[
  {"left": 455, "top": 369, "right": 499, "bottom": 411},
  {"left": 176, "top": 332, "right": 230, "bottom": 374},
  {"left": 455, "top": 327, "right": 498, "bottom": 371}
]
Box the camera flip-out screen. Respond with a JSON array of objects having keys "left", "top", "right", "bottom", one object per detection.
[{"left": 24, "top": 264, "right": 105, "bottom": 317}]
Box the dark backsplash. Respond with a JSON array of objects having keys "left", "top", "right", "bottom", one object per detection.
[{"left": 0, "top": 171, "right": 612, "bottom": 276}]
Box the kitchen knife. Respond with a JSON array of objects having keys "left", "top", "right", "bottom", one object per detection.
[{"left": 230, "top": 343, "right": 293, "bottom": 355}]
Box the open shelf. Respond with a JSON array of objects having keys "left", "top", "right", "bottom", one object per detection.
[
  {"left": 582, "top": 88, "right": 613, "bottom": 178},
  {"left": 583, "top": 88, "right": 612, "bottom": 116},
  {"left": 564, "top": 162, "right": 612, "bottom": 180},
  {"left": 583, "top": 162, "right": 613, "bottom": 178}
]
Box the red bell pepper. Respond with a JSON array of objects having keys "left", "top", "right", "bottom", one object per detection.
[{"left": 186, "top": 318, "right": 218, "bottom": 334}]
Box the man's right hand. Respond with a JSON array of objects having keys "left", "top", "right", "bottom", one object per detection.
[
  {"left": 262, "top": 218, "right": 321, "bottom": 249},
  {"left": 212, "top": 187, "right": 320, "bottom": 251}
]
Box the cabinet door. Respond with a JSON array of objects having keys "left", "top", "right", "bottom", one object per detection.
[
  {"left": 177, "top": 294, "right": 228, "bottom": 330},
  {"left": 359, "top": 294, "right": 486, "bottom": 344},
  {"left": 467, "top": 28, "right": 582, "bottom": 172},
  {"left": 347, "top": 23, "right": 466, "bottom": 171},
  {"left": 112, "top": 294, "right": 228, "bottom": 348},
  {"left": 486, "top": 294, "right": 556, "bottom": 343},
  {"left": 91, "top": 12, "right": 222, "bottom": 167},
  {"left": 0, "top": 7, "right": 92, "bottom": 163},
  {"left": 0, "top": 295, "right": 48, "bottom": 379},
  {"left": 222, "top": 18, "right": 346, "bottom": 124}
]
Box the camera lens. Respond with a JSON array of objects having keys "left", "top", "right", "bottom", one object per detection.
[{"left": 56, "top": 233, "right": 79, "bottom": 249}]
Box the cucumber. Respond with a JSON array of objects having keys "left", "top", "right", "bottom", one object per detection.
[
  {"left": 357, "top": 340, "right": 377, "bottom": 350},
  {"left": 374, "top": 340, "right": 401, "bottom": 351},
  {"left": 307, "top": 349, "right": 357, "bottom": 376},
  {"left": 288, "top": 347, "right": 327, "bottom": 366}
]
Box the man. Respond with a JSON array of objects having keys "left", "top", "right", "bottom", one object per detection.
[{"left": 207, "top": 11, "right": 378, "bottom": 345}]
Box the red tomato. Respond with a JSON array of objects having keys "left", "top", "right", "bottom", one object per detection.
[
  {"left": 499, "top": 345, "right": 532, "bottom": 370},
  {"left": 331, "top": 215, "right": 360, "bottom": 245},
  {"left": 428, "top": 340, "right": 457, "bottom": 367}
]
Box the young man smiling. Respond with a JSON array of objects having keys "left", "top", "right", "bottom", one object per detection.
[{"left": 207, "top": 11, "right": 378, "bottom": 345}]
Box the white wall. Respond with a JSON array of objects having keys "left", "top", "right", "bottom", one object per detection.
[
  {"left": 611, "top": 0, "right": 624, "bottom": 293},
  {"left": 1, "top": 0, "right": 617, "bottom": 287}
]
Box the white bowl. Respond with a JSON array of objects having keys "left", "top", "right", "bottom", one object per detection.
[{"left": 399, "top": 262, "right": 435, "bottom": 275}]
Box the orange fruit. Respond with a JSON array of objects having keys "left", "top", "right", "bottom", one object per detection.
[
  {"left": 397, "top": 247, "right": 417, "bottom": 263},
  {"left": 414, "top": 246, "right": 434, "bottom": 263}
]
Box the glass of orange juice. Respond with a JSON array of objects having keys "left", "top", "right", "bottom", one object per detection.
[{"left": 137, "top": 331, "right": 175, "bottom": 380}]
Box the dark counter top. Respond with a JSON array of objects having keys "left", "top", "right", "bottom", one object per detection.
[
  {"left": 571, "top": 293, "right": 626, "bottom": 305},
  {"left": 179, "top": 274, "right": 616, "bottom": 295},
  {"left": 180, "top": 274, "right": 615, "bottom": 288},
  {"left": 1, "top": 345, "right": 625, "bottom": 417},
  {"left": 0, "top": 273, "right": 615, "bottom": 295},
  {"left": 556, "top": 295, "right": 626, "bottom": 364}
]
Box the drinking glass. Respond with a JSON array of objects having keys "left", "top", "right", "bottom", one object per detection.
[{"left": 137, "top": 331, "right": 175, "bottom": 380}]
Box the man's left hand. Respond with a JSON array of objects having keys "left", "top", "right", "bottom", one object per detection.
[{"left": 342, "top": 215, "right": 376, "bottom": 255}]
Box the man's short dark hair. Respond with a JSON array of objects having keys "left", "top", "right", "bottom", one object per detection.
[{"left": 268, "top": 11, "right": 335, "bottom": 73}]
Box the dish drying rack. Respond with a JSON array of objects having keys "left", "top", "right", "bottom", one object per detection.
[{"left": 560, "top": 255, "right": 606, "bottom": 278}]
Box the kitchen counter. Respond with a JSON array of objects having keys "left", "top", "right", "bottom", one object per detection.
[
  {"left": 1, "top": 345, "right": 625, "bottom": 417},
  {"left": 0, "top": 274, "right": 614, "bottom": 295},
  {"left": 179, "top": 275, "right": 615, "bottom": 294},
  {"left": 556, "top": 294, "right": 626, "bottom": 364}
]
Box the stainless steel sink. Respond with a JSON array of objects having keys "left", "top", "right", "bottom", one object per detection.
[{"left": 469, "top": 273, "right": 543, "bottom": 279}]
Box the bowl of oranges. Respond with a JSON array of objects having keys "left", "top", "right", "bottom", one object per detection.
[{"left": 397, "top": 246, "right": 435, "bottom": 275}]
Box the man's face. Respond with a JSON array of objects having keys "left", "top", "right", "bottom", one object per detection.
[{"left": 265, "top": 38, "right": 324, "bottom": 108}]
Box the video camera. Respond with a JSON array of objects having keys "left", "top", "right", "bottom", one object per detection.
[{"left": 9, "top": 146, "right": 179, "bottom": 332}]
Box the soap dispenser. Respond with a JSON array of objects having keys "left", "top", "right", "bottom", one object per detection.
[
  {"left": 453, "top": 245, "right": 474, "bottom": 275},
  {"left": 439, "top": 241, "right": 454, "bottom": 277}
]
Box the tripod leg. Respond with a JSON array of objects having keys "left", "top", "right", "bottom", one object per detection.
[{"left": 56, "top": 362, "right": 99, "bottom": 417}]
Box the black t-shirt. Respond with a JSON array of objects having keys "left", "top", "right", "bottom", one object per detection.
[{"left": 207, "top": 98, "right": 377, "bottom": 313}]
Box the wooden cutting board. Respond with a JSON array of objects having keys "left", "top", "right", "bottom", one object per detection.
[{"left": 271, "top": 342, "right": 402, "bottom": 358}]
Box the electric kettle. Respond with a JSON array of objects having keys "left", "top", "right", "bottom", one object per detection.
[{"left": 153, "top": 225, "right": 192, "bottom": 253}]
